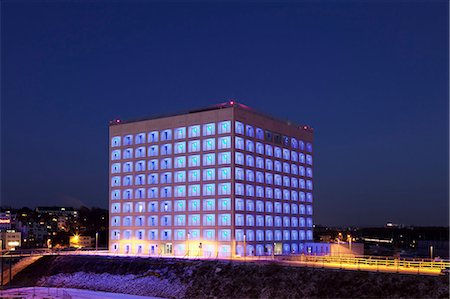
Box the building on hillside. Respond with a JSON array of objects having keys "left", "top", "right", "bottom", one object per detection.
[
  {"left": 0, "top": 231, "right": 21, "bottom": 250},
  {"left": 108, "top": 101, "right": 314, "bottom": 257}
]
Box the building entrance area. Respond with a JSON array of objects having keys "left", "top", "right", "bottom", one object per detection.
[{"left": 163, "top": 243, "right": 173, "bottom": 255}]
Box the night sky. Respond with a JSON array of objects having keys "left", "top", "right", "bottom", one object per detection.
[{"left": 1, "top": 1, "right": 448, "bottom": 226}]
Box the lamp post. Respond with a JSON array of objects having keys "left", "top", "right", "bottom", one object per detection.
[
  {"left": 95, "top": 232, "right": 99, "bottom": 252},
  {"left": 430, "top": 245, "right": 434, "bottom": 259},
  {"left": 347, "top": 234, "right": 352, "bottom": 252},
  {"left": 243, "top": 234, "right": 246, "bottom": 261}
]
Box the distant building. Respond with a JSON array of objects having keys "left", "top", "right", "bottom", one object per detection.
[
  {"left": 69, "top": 235, "right": 93, "bottom": 248},
  {"left": 0, "top": 231, "right": 21, "bottom": 250},
  {"left": 109, "top": 101, "right": 315, "bottom": 257},
  {"left": 0, "top": 213, "right": 12, "bottom": 231}
]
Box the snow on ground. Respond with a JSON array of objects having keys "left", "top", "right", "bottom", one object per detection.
[
  {"left": 37, "top": 271, "right": 186, "bottom": 298},
  {"left": 0, "top": 287, "right": 164, "bottom": 299}
]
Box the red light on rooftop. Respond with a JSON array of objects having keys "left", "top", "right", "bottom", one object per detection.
[{"left": 230, "top": 100, "right": 234, "bottom": 105}]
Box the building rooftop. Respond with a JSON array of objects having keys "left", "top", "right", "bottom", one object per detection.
[{"left": 109, "top": 100, "right": 313, "bottom": 132}]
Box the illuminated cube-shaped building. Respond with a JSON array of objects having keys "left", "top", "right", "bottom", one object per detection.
[{"left": 109, "top": 101, "right": 314, "bottom": 257}]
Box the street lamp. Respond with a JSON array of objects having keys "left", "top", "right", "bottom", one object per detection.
[
  {"left": 347, "top": 234, "right": 352, "bottom": 252},
  {"left": 95, "top": 232, "right": 99, "bottom": 252},
  {"left": 430, "top": 245, "right": 434, "bottom": 259}
]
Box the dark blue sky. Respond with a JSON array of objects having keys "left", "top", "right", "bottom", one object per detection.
[{"left": 1, "top": 1, "right": 448, "bottom": 226}]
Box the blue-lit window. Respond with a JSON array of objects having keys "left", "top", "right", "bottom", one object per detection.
[
  {"left": 291, "top": 138, "right": 298, "bottom": 149},
  {"left": 306, "top": 205, "right": 313, "bottom": 215},
  {"left": 174, "top": 200, "right": 186, "bottom": 212},
  {"left": 136, "top": 188, "right": 145, "bottom": 199},
  {"left": 283, "top": 149, "right": 290, "bottom": 160},
  {"left": 283, "top": 189, "right": 290, "bottom": 200},
  {"left": 136, "top": 217, "right": 144, "bottom": 226},
  {"left": 274, "top": 147, "right": 282, "bottom": 158},
  {"left": 235, "top": 168, "right": 244, "bottom": 180},
  {"left": 161, "top": 187, "right": 172, "bottom": 198},
  {"left": 246, "top": 140, "right": 254, "bottom": 152},
  {"left": 306, "top": 154, "right": 313, "bottom": 165},
  {"left": 283, "top": 230, "right": 290, "bottom": 240},
  {"left": 135, "top": 161, "right": 145, "bottom": 172},
  {"left": 175, "top": 216, "right": 186, "bottom": 226},
  {"left": 123, "top": 217, "right": 132, "bottom": 227},
  {"left": 265, "top": 187, "right": 273, "bottom": 199},
  {"left": 174, "top": 171, "right": 186, "bottom": 183},
  {"left": 235, "top": 121, "right": 244, "bottom": 135},
  {"left": 256, "top": 128, "right": 264, "bottom": 140},
  {"left": 234, "top": 214, "right": 244, "bottom": 226},
  {"left": 256, "top": 216, "right": 264, "bottom": 227},
  {"left": 300, "top": 179, "right": 306, "bottom": 189},
  {"left": 306, "top": 167, "right": 313, "bottom": 178},
  {"left": 306, "top": 180, "right": 313, "bottom": 190},
  {"left": 161, "top": 129, "right": 172, "bottom": 141},
  {"left": 111, "top": 176, "right": 121, "bottom": 187},
  {"left": 203, "top": 214, "right": 215, "bottom": 226},
  {"left": 299, "top": 140, "right": 305, "bottom": 151},
  {"left": 161, "top": 158, "right": 172, "bottom": 169},
  {"left": 188, "top": 184, "right": 201, "bottom": 196},
  {"left": 275, "top": 188, "right": 282, "bottom": 200},
  {"left": 175, "top": 142, "right": 186, "bottom": 154},
  {"left": 283, "top": 176, "right": 290, "bottom": 187},
  {"left": 282, "top": 162, "right": 290, "bottom": 173},
  {"left": 123, "top": 135, "right": 133, "bottom": 146},
  {"left": 256, "top": 230, "right": 264, "bottom": 241},
  {"left": 148, "top": 146, "right": 158, "bottom": 156},
  {"left": 299, "top": 166, "right": 305, "bottom": 176},
  {"left": 111, "top": 190, "right": 120, "bottom": 200},
  {"left": 256, "top": 142, "right": 264, "bottom": 155},
  {"left": 291, "top": 190, "right": 298, "bottom": 201},
  {"left": 291, "top": 216, "right": 298, "bottom": 227},
  {"left": 291, "top": 164, "right": 298, "bottom": 175},
  {"left": 255, "top": 157, "right": 263, "bottom": 169},
  {"left": 148, "top": 230, "right": 158, "bottom": 241},
  {"left": 162, "top": 230, "right": 171, "bottom": 240},
  {"left": 306, "top": 230, "right": 313, "bottom": 240},
  {"left": 218, "top": 183, "right": 231, "bottom": 195},
  {"left": 111, "top": 163, "right": 121, "bottom": 173},
  {"left": 111, "top": 136, "right": 121, "bottom": 147},
  {"left": 235, "top": 152, "right": 244, "bottom": 165},
  {"left": 175, "top": 185, "right": 186, "bottom": 197},
  {"left": 202, "top": 168, "right": 215, "bottom": 181},
  {"left": 246, "top": 215, "right": 255, "bottom": 226},
  {"left": 265, "top": 230, "right": 273, "bottom": 241},
  {"left": 161, "top": 144, "right": 172, "bottom": 155},
  {"left": 252, "top": 172, "right": 261, "bottom": 184},
  {"left": 283, "top": 203, "right": 290, "bottom": 214},
  {"left": 123, "top": 189, "right": 132, "bottom": 200},
  {"left": 203, "top": 199, "right": 215, "bottom": 211},
  {"left": 245, "top": 169, "right": 254, "bottom": 182},
  {"left": 148, "top": 131, "right": 158, "bottom": 143},
  {"left": 274, "top": 161, "right": 282, "bottom": 172},
  {"left": 123, "top": 148, "right": 133, "bottom": 159},
  {"left": 203, "top": 184, "right": 215, "bottom": 196},
  {"left": 218, "top": 152, "right": 230, "bottom": 164},
  {"left": 175, "top": 156, "right": 186, "bottom": 168},
  {"left": 188, "top": 200, "right": 200, "bottom": 212},
  {"left": 203, "top": 153, "right": 215, "bottom": 166},
  {"left": 298, "top": 217, "right": 305, "bottom": 228},
  {"left": 188, "top": 125, "right": 200, "bottom": 138},
  {"left": 148, "top": 201, "right": 158, "bottom": 213},
  {"left": 299, "top": 230, "right": 305, "bottom": 240},
  {"left": 246, "top": 155, "right": 254, "bottom": 167},
  {"left": 188, "top": 140, "right": 200, "bottom": 153},
  {"left": 188, "top": 214, "right": 201, "bottom": 226},
  {"left": 299, "top": 153, "right": 305, "bottom": 164},
  {"left": 235, "top": 137, "right": 244, "bottom": 150},
  {"left": 135, "top": 175, "right": 145, "bottom": 185},
  {"left": 218, "top": 121, "right": 231, "bottom": 134},
  {"left": 148, "top": 188, "right": 158, "bottom": 199},
  {"left": 274, "top": 174, "right": 282, "bottom": 186},
  {"left": 256, "top": 200, "right": 264, "bottom": 212},
  {"left": 235, "top": 229, "right": 244, "bottom": 242},
  {"left": 246, "top": 185, "right": 254, "bottom": 196},
  {"left": 219, "top": 229, "right": 231, "bottom": 241},
  {"left": 218, "top": 167, "right": 231, "bottom": 180},
  {"left": 235, "top": 183, "right": 244, "bottom": 196},
  {"left": 291, "top": 178, "right": 298, "bottom": 188},
  {"left": 306, "top": 193, "right": 313, "bottom": 203},
  {"left": 274, "top": 202, "right": 282, "bottom": 213},
  {"left": 291, "top": 151, "right": 298, "bottom": 162},
  {"left": 188, "top": 155, "right": 200, "bottom": 167},
  {"left": 265, "top": 215, "right": 273, "bottom": 226},
  {"left": 203, "top": 123, "right": 215, "bottom": 136},
  {"left": 306, "top": 143, "right": 313, "bottom": 153},
  {"left": 246, "top": 125, "right": 254, "bottom": 137},
  {"left": 246, "top": 200, "right": 254, "bottom": 211},
  {"left": 174, "top": 229, "right": 186, "bottom": 240},
  {"left": 299, "top": 204, "right": 306, "bottom": 215},
  {"left": 265, "top": 159, "right": 273, "bottom": 171},
  {"left": 264, "top": 173, "right": 272, "bottom": 185},
  {"left": 299, "top": 192, "right": 306, "bottom": 202},
  {"left": 175, "top": 127, "right": 186, "bottom": 139},
  {"left": 148, "top": 159, "right": 158, "bottom": 171},
  {"left": 135, "top": 133, "right": 145, "bottom": 144},
  {"left": 218, "top": 136, "right": 231, "bottom": 149},
  {"left": 274, "top": 216, "right": 282, "bottom": 227},
  {"left": 203, "top": 138, "right": 215, "bottom": 151},
  {"left": 188, "top": 170, "right": 200, "bottom": 182},
  {"left": 265, "top": 144, "right": 273, "bottom": 156},
  {"left": 123, "top": 203, "right": 132, "bottom": 213},
  {"left": 217, "top": 198, "right": 230, "bottom": 211},
  {"left": 306, "top": 217, "right": 313, "bottom": 228},
  {"left": 203, "top": 229, "right": 215, "bottom": 240},
  {"left": 134, "top": 147, "right": 144, "bottom": 158},
  {"left": 235, "top": 198, "right": 244, "bottom": 211},
  {"left": 111, "top": 150, "right": 121, "bottom": 160},
  {"left": 161, "top": 201, "right": 172, "bottom": 212},
  {"left": 111, "top": 216, "right": 120, "bottom": 226}
]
